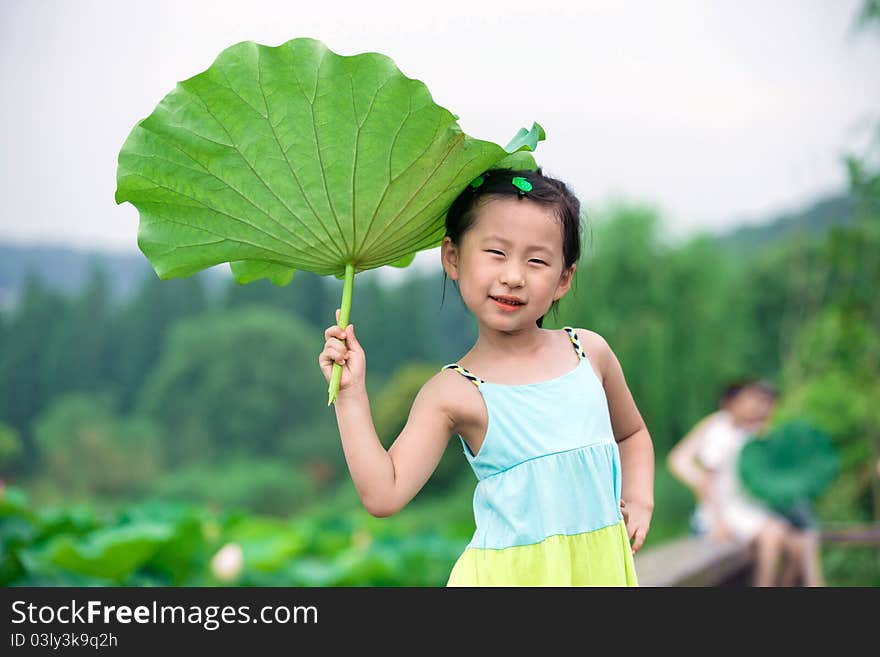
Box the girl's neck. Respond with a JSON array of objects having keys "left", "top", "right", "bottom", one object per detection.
[
  {"left": 472, "top": 323, "right": 548, "bottom": 360},
  {"left": 725, "top": 411, "right": 755, "bottom": 431}
]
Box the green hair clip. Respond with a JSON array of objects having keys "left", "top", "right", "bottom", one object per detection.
[
  {"left": 468, "top": 172, "right": 533, "bottom": 197},
  {"left": 511, "top": 176, "right": 532, "bottom": 196}
]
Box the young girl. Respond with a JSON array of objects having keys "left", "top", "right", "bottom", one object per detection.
[
  {"left": 670, "top": 381, "right": 784, "bottom": 544},
  {"left": 668, "top": 379, "right": 823, "bottom": 586},
  {"left": 319, "top": 167, "right": 654, "bottom": 586}
]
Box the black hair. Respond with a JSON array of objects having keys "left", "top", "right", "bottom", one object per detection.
[
  {"left": 440, "top": 166, "right": 584, "bottom": 328},
  {"left": 747, "top": 378, "right": 778, "bottom": 399},
  {"left": 718, "top": 377, "right": 779, "bottom": 408},
  {"left": 719, "top": 380, "right": 749, "bottom": 407}
]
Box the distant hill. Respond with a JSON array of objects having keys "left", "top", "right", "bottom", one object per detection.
[
  {"left": 0, "top": 244, "right": 224, "bottom": 311},
  {"left": 713, "top": 193, "right": 855, "bottom": 255},
  {"left": 0, "top": 190, "right": 857, "bottom": 311}
]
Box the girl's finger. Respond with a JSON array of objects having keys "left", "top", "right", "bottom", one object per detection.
[{"left": 632, "top": 528, "right": 645, "bottom": 554}]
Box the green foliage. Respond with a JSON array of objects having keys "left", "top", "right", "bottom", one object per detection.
[
  {"left": 42, "top": 265, "right": 114, "bottom": 394},
  {"left": 821, "top": 546, "right": 880, "bottom": 587},
  {"left": 773, "top": 367, "right": 876, "bottom": 469},
  {"left": 854, "top": 0, "right": 880, "bottom": 34},
  {"left": 0, "top": 484, "right": 468, "bottom": 586},
  {"left": 641, "top": 462, "right": 693, "bottom": 547},
  {"left": 0, "top": 275, "right": 70, "bottom": 455},
  {"left": 152, "top": 459, "right": 316, "bottom": 517},
  {"left": 110, "top": 273, "right": 208, "bottom": 411},
  {"left": 138, "top": 305, "right": 325, "bottom": 463},
  {"left": 2, "top": 489, "right": 217, "bottom": 586},
  {"left": 0, "top": 421, "right": 23, "bottom": 470},
  {"left": 32, "top": 392, "right": 162, "bottom": 498},
  {"left": 0, "top": 269, "right": 209, "bottom": 477}
]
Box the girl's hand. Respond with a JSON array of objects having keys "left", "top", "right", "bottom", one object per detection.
[
  {"left": 709, "top": 521, "right": 735, "bottom": 543},
  {"left": 319, "top": 308, "right": 366, "bottom": 396},
  {"left": 695, "top": 470, "right": 714, "bottom": 504},
  {"left": 620, "top": 499, "right": 652, "bottom": 556}
]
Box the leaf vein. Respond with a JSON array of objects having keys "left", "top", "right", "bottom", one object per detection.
[
  {"left": 256, "top": 49, "right": 347, "bottom": 263},
  {"left": 183, "top": 80, "right": 344, "bottom": 265},
  {"left": 133, "top": 124, "right": 334, "bottom": 265}
]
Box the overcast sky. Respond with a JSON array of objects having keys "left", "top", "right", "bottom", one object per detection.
[{"left": 1, "top": 0, "right": 878, "bottom": 282}]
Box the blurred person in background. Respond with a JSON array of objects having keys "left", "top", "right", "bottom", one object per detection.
[{"left": 668, "top": 379, "right": 824, "bottom": 586}]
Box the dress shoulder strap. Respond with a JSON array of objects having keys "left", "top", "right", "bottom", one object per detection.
[
  {"left": 443, "top": 328, "right": 585, "bottom": 386},
  {"left": 442, "top": 363, "right": 484, "bottom": 388},
  {"left": 562, "top": 326, "right": 587, "bottom": 361}
]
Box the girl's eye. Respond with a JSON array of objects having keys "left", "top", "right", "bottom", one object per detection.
[{"left": 485, "top": 250, "right": 547, "bottom": 265}]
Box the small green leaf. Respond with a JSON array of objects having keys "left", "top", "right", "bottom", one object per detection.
[{"left": 503, "top": 121, "right": 546, "bottom": 153}]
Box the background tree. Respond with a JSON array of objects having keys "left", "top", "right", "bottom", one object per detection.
[
  {"left": 138, "top": 306, "right": 326, "bottom": 464},
  {"left": 0, "top": 274, "right": 70, "bottom": 474},
  {"left": 32, "top": 391, "right": 162, "bottom": 499},
  {"left": 109, "top": 273, "right": 208, "bottom": 412}
]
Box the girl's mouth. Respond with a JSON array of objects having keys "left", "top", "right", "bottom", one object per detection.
[{"left": 491, "top": 296, "right": 526, "bottom": 311}]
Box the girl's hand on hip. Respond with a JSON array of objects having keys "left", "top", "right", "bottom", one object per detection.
[
  {"left": 695, "top": 470, "right": 715, "bottom": 504},
  {"left": 620, "top": 499, "right": 652, "bottom": 556},
  {"left": 709, "top": 521, "right": 735, "bottom": 544},
  {"left": 319, "top": 308, "right": 366, "bottom": 395}
]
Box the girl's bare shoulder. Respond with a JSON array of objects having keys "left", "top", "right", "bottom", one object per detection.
[
  {"left": 573, "top": 327, "right": 612, "bottom": 379},
  {"left": 435, "top": 365, "right": 486, "bottom": 437}
]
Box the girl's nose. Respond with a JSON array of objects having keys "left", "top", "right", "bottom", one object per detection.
[{"left": 501, "top": 267, "right": 525, "bottom": 287}]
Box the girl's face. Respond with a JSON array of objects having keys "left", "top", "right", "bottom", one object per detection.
[
  {"left": 441, "top": 196, "right": 575, "bottom": 330},
  {"left": 727, "top": 387, "right": 775, "bottom": 430}
]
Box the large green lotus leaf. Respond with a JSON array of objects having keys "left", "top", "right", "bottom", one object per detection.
[
  {"left": 738, "top": 420, "right": 840, "bottom": 511},
  {"left": 221, "top": 517, "right": 307, "bottom": 573},
  {"left": 115, "top": 37, "right": 544, "bottom": 285},
  {"left": 20, "top": 523, "right": 174, "bottom": 582}
]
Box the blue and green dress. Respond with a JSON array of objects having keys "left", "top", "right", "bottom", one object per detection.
[{"left": 441, "top": 326, "right": 638, "bottom": 586}]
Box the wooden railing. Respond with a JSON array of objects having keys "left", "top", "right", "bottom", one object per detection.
[
  {"left": 633, "top": 535, "right": 755, "bottom": 586},
  {"left": 633, "top": 524, "right": 880, "bottom": 586},
  {"left": 820, "top": 523, "right": 880, "bottom": 545}
]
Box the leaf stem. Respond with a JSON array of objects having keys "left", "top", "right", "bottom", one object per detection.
[{"left": 328, "top": 262, "right": 355, "bottom": 406}]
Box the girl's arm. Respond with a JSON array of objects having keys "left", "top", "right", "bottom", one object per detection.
[
  {"left": 667, "top": 414, "right": 733, "bottom": 539},
  {"left": 333, "top": 375, "right": 456, "bottom": 517},
  {"left": 583, "top": 330, "right": 654, "bottom": 511},
  {"left": 322, "top": 316, "right": 457, "bottom": 518},
  {"left": 667, "top": 412, "right": 717, "bottom": 496}
]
